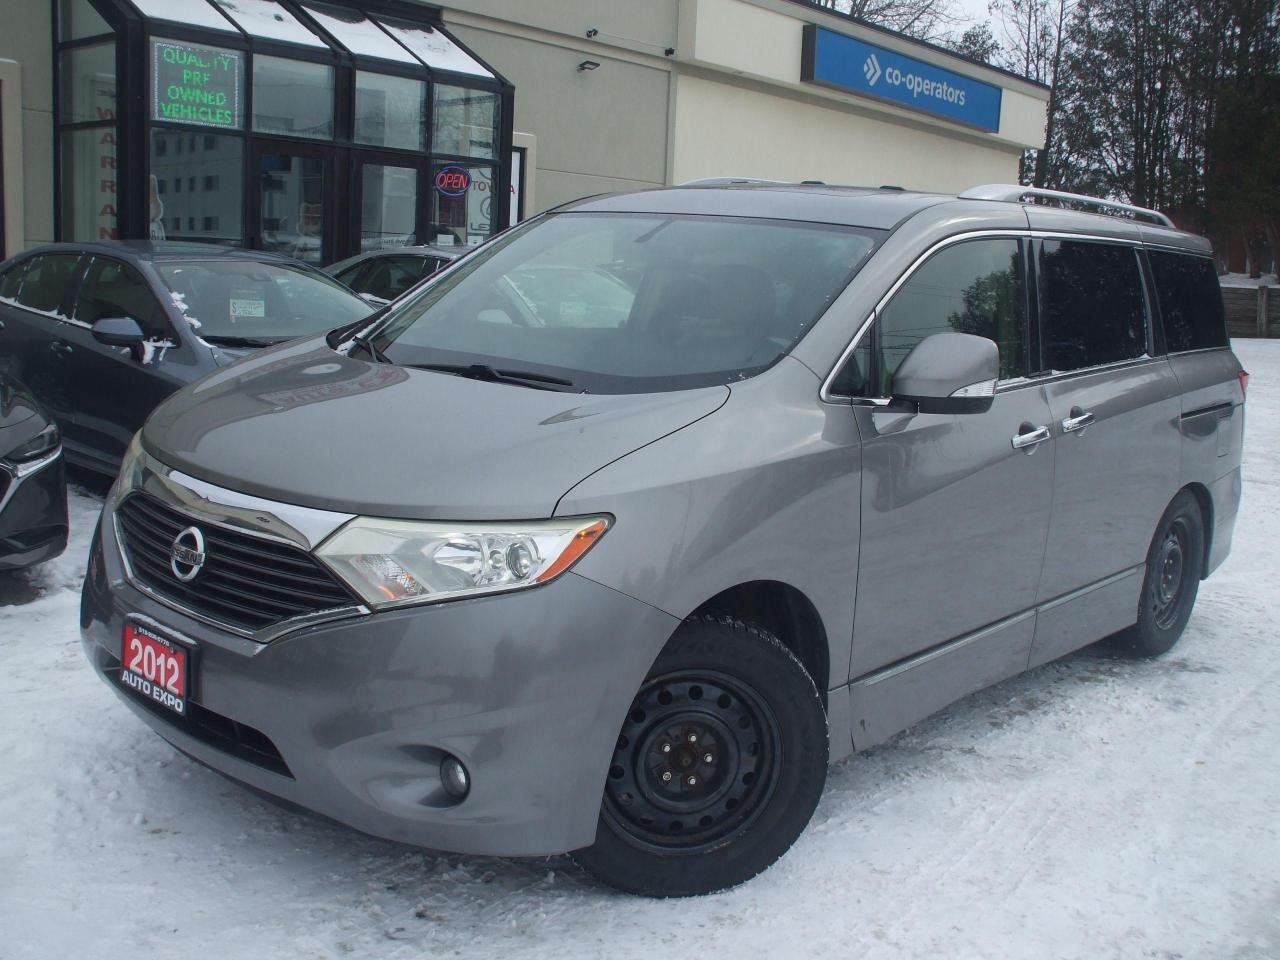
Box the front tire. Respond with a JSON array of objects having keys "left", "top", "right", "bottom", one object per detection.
[
  {"left": 573, "top": 615, "right": 828, "bottom": 897},
  {"left": 1113, "top": 491, "right": 1206, "bottom": 658}
]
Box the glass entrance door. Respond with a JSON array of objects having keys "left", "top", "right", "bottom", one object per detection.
[{"left": 253, "top": 145, "right": 333, "bottom": 265}]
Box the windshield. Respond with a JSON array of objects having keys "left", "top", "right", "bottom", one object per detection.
[
  {"left": 158, "top": 260, "right": 373, "bottom": 343},
  {"left": 367, "top": 213, "right": 881, "bottom": 393}
]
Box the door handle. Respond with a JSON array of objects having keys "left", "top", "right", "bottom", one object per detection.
[
  {"left": 1011, "top": 424, "right": 1051, "bottom": 452},
  {"left": 50, "top": 340, "right": 73, "bottom": 357},
  {"left": 1061, "top": 407, "right": 1095, "bottom": 434}
]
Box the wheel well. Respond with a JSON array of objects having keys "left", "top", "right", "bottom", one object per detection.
[
  {"left": 1183, "top": 482, "right": 1215, "bottom": 578},
  {"left": 692, "top": 581, "right": 829, "bottom": 701}
]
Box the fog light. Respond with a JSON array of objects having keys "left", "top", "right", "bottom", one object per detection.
[{"left": 440, "top": 755, "right": 470, "bottom": 799}]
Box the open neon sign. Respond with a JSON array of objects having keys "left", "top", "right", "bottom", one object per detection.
[{"left": 435, "top": 166, "right": 471, "bottom": 196}]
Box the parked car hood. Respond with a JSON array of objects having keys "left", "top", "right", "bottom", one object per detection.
[{"left": 142, "top": 339, "right": 729, "bottom": 520}]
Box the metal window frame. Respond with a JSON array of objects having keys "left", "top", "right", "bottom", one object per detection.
[{"left": 53, "top": 0, "right": 515, "bottom": 262}]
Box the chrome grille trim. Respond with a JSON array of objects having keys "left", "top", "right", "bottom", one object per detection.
[{"left": 110, "top": 456, "right": 369, "bottom": 643}]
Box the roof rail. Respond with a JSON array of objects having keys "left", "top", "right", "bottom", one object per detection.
[
  {"left": 678, "top": 177, "right": 791, "bottom": 186},
  {"left": 958, "top": 184, "right": 1175, "bottom": 229}
]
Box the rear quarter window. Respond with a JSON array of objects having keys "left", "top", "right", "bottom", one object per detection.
[{"left": 1148, "top": 250, "right": 1228, "bottom": 352}]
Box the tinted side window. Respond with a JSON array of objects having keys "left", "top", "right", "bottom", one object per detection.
[
  {"left": 1148, "top": 251, "right": 1227, "bottom": 352},
  {"left": 334, "top": 263, "right": 367, "bottom": 290},
  {"left": 363, "top": 256, "right": 434, "bottom": 301},
  {"left": 16, "top": 254, "right": 81, "bottom": 315},
  {"left": 74, "top": 257, "right": 170, "bottom": 338},
  {"left": 874, "top": 238, "right": 1025, "bottom": 395},
  {"left": 1038, "top": 240, "right": 1147, "bottom": 372},
  {"left": 0, "top": 260, "right": 28, "bottom": 301}
]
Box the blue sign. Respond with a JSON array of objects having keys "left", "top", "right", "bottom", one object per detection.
[{"left": 801, "top": 26, "right": 1003, "bottom": 133}]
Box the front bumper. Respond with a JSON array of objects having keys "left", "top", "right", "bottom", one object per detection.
[
  {"left": 81, "top": 508, "right": 680, "bottom": 857},
  {"left": 0, "top": 453, "right": 68, "bottom": 571}
]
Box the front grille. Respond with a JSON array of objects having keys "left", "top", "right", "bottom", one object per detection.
[{"left": 116, "top": 492, "right": 359, "bottom": 633}]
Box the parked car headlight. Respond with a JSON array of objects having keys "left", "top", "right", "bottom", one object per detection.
[
  {"left": 114, "top": 431, "right": 145, "bottom": 496},
  {"left": 4, "top": 423, "right": 60, "bottom": 476},
  {"left": 316, "top": 515, "right": 610, "bottom": 609}
]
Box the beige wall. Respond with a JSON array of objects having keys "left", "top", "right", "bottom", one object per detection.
[
  {"left": 0, "top": 0, "right": 54, "bottom": 252},
  {"left": 671, "top": 72, "right": 1022, "bottom": 190},
  {"left": 443, "top": 10, "right": 674, "bottom": 214}
]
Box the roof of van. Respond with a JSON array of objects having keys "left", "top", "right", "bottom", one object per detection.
[{"left": 556, "top": 183, "right": 1211, "bottom": 253}]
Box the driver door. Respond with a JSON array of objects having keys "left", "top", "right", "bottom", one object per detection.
[
  {"left": 61, "top": 256, "right": 190, "bottom": 470},
  {"left": 843, "top": 237, "right": 1055, "bottom": 741}
]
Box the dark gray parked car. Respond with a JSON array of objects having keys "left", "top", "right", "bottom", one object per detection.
[
  {"left": 0, "top": 371, "right": 67, "bottom": 571},
  {"left": 0, "top": 242, "right": 372, "bottom": 474},
  {"left": 81, "top": 183, "right": 1245, "bottom": 897},
  {"left": 325, "top": 245, "right": 461, "bottom": 306}
]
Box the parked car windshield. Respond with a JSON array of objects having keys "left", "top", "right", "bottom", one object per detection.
[
  {"left": 367, "top": 213, "right": 881, "bottom": 393},
  {"left": 157, "top": 259, "right": 373, "bottom": 344}
]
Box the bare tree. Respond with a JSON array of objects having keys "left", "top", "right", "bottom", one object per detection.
[
  {"left": 988, "top": 0, "right": 1073, "bottom": 185},
  {"left": 806, "top": 0, "right": 964, "bottom": 41}
]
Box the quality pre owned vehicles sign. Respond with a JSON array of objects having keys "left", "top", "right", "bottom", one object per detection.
[{"left": 801, "top": 26, "right": 1003, "bottom": 132}]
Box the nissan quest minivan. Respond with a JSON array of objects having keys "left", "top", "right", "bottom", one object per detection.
[{"left": 81, "top": 182, "right": 1245, "bottom": 897}]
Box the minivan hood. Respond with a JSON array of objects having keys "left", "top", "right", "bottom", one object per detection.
[{"left": 142, "top": 340, "right": 728, "bottom": 520}]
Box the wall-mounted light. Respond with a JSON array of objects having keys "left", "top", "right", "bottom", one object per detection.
[{"left": 578, "top": 60, "right": 600, "bottom": 72}]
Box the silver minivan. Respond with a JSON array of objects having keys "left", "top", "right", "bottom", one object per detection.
[{"left": 81, "top": 183, "right": 1245, "bottom": 897}]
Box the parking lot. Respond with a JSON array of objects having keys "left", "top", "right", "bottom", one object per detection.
[{"left": 1, "top": 340, "right": 1276, "bottom": 960}]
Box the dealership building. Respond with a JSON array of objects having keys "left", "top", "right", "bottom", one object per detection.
[{"left": 0, "top": 0, "right": 1049, "bottom": 265}]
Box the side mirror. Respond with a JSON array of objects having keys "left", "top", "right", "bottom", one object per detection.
[
  {"left": 891, "top": 332, "right": 999, "bottom": 414},
  {"left": 91, "top": 316, "right": 146, "bottom": 349}
]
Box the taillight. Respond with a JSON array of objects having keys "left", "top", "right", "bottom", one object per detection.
[{"left": 1239, "top": 370, "right": 1249, "bottom": 399}]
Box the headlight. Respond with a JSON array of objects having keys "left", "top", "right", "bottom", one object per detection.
[
  {"left": 114, "top": 430, "right": 145, "bottom": 496},
  {"left": 5, "top": 423, "right": 60, "bottom": 476},
  {"left": 316, "top": 515, "right": 610, "bottom": 609}
]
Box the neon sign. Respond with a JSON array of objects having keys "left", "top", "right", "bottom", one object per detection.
[
  {"left": 151, "top": 39, "right": 243, "bottom": 129},
  {"left": 434, "top": 166, "right": 471, "bottom": 196}
]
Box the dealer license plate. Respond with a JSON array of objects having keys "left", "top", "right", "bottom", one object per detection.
[{"left": 120, "top": 624, "right": 189, "bottom": 716}]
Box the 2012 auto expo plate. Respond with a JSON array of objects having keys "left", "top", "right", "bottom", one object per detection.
[{"left": 119, "top": 623, "right": 189, "bottom": 716}]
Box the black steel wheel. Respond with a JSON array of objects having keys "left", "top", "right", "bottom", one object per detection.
[
  {"left": 1114, "top": 491, "right": 1206, "bottom": 658},
  {"left": 603, "top": 670, "right": 781, "bottom": 852},
  {"left": 574, "top": 615, "right": 827, "bottom": 897}
]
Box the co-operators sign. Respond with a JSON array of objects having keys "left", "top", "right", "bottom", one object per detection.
[{"left": 801, "top": 26, "right": 1002, "bottom": 133}]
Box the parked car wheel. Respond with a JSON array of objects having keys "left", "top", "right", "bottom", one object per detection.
[
  {"left": 573, "top": 615, "right": 827, "bottom": 897},
  {"left": 1113, "top": 491, "right": 1206, "bottom": 658}
]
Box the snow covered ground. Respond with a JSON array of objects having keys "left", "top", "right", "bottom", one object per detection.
[{"left": 2, "top": 342, "right": 1278, "bottom": 960}]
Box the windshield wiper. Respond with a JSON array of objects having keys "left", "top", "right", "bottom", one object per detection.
[
  {"left": 407, "top": 362, "right": 577, "bottom": 391},
  {"left": 351, "top": 333, "right": 388, "bottom": 364},
  {"left": 202, "top": 334, "right": 288, "bottom": 348}
]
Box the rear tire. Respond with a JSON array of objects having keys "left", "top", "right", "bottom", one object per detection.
[
  {"left": 573, "top": 615, "right": 827, "bottom": 897},
  {"left": 1113, "top": 491, "right": 1205, "bottom": 658}
]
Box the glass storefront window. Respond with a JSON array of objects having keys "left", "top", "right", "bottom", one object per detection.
[
  {"left": 354, "top": 72, "right": 424, "bottom": 151},
  {"left": 211, "top": 0, "right": 326, "bottom": 47},
  {"left": 59, "top": 0, "right": 111, "bottom": 41},
  {"left": 60, "top": 127, "right": 118, "bottom": 242},
  {"left": 60, "top": 42, "right": 116, "bottom": 125},
  {"left": 253, "top": 57, "right": 334, "bottom": 139},
  {"left": 360, "top": 164, "right": 417, "bottom": 251},
  {"left": 148, "top": 130, "right": 243, "bottom": 243},
  {"left": 429, "top": 162, "right": 493, "bottom": 248},
  {"left": 377, "top": 19, "right": 493, "bottom": 78},
  {"left": 432, "top": 85, "right": 498, "bottom": 160},
  {"left": 303, "top": 4, "right": 416, "bottom": 63},
  {"left": 260, "top": 152, "right": 326, "bottom": 264}
]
